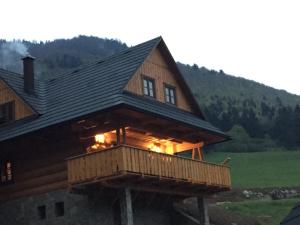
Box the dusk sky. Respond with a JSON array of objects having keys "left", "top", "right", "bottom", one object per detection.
[{"left": 1, "top": 0, "right": 300, "bottom": 95}]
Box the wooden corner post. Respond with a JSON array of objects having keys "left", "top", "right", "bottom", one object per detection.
[{"left": 120, "top": 187, "right": 134, "bottom": 225}]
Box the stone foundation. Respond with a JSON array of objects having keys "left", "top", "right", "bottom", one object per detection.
[{"left": 0, "top": 189, "right": 172, "bottom": 225}]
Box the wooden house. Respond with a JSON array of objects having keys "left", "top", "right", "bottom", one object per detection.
[{"left": 0, "top": 37, "right": 231, "bottom": 225}]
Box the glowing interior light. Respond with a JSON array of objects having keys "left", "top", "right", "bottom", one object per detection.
[
  {"left": 165, "top": 145, "right": 174, "bottom": 155},
  {"left": 95, "top": 134, "right": 105, "bottom": 143},
  {"left": 149, "top": 143, "right": 162, "bottom": 153}
]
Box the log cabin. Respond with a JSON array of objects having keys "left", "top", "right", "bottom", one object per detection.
[{"left": 0, "top": 37, "right": 231, "bottom": 225}]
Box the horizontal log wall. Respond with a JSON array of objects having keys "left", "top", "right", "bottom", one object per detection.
[
  {"left": 68, "top": 145, "right": 231, "bottom": 189},
  {"left": 0, "top": 142, "right": 84, "bottom": 202},
  {"left": 0, "top": 80, "right": 35, "bottom": 120},
  {"left": 125, "top": 48, "right": 193, "bottom": 112}
]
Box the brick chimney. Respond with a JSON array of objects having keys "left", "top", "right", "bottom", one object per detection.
[{"left": 22, "top": 55, "right": 35, "bottom": 94}]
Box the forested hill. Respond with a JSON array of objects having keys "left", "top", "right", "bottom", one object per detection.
[
  {"left": 0, "top": 36, "right": 299, "bottom": 151},
  {"left": 179, "top": 63, "right": 299, "bottom": 107},
  {"left": 179, "top": 64, "right": 299, "bottom": 151},
  {"left": 0, "top": 36, "right": 127, "bottom": 79}
]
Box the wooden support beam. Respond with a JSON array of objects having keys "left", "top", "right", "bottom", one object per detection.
[
  {"left": 116, "top": 128, "right": 121, "bottom": 145},
  {"left": 197, "top": 197, "right": 210, "bottom": 225},
  {"left": 192, "top": 148, "right": 196, "bottom": 160},
  {"left": 122, "top": 127, "right": 126, "bottom": 144},
  {"left": 120, "top": 187, "right": 134, "bottom": 225},
  {"left": 119, "top": 115, "right": 195, "bottom": 143},
  {"left": 141, "top": 118, "right": 161, "bottom": 126}
]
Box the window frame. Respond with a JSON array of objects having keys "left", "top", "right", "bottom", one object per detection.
[
  {"left": 141, "top": 75, "right": 156, "bottom": 98},
  {"left": 0, "top": 160, "right": 14, "bottom": 185},
  {"left": 164, "top": 83, "right": 177, "bottom": 106},
  {"left": 0, "top": 101, "right": 15, "bottom": 125}
]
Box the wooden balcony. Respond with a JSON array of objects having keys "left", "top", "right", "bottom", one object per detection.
[{"left": 67, "top": 145, "right": 231, "bottom": 196}]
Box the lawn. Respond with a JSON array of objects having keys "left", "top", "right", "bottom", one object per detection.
[
  {"left": 205, "top": 151, "right": 300, "bottom": 188},
  {"left": 219, "top": 198, "right": 300, "bottom": 225}
]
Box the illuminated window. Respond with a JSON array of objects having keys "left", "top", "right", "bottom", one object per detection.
[
  {"left": 142, "top": 76, "right": 155, "bottom": 98},
  {"left": 164, "top": 85, "right": 176, "bottom": 105},
  {"left": 0, "top": 161, "right": 13, "bottom": 184},
  {"left": 0, "top": 101, "right": 15, "bottom": 125}
]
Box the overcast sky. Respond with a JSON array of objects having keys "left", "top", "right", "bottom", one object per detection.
[{"left": 1, "top": 0, "right": 300, "bottom": 95}]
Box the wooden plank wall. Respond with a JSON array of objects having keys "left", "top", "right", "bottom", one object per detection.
[
  {"left": 0, "top": 80, "right": 35, "bottom": 120},
  {"left": 124, "top": 48, "right": 193, "bottom": 112},
  {"left": 0, "top": 139, "right": 84, "bottom": 202}
]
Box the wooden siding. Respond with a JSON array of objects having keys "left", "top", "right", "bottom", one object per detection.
[
  {"left": 124, "top": 48, "right": 193, "bottom": 112},
  {"left": 0, "top": 141, "right": 84, "bottom": 202},
  {"left": 68, "top": 145, "right": 231, "bottom": 194},
  {"left": 0, "top": 79, "right": 35, "bottom": 120}
]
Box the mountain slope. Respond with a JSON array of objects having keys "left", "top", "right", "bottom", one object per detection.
[{"left": 179, "top": 63, "right": 299, "bottom": 107}]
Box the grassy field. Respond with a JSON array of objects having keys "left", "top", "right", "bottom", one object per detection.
[
  {"left": 219, "top": 198, "right": 300, "bottom": 225},
  {"left": 205, "top": 151, "right": 300, "bottom": 188}
]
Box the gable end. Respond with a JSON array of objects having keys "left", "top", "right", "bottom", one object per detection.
[
  {"left": 124, "top": 39, "right": 205, "bottom": 118},
  {"left": 0, "top": 79, "right": 36, "bottom": 123}
]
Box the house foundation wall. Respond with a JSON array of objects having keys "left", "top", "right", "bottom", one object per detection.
[{"left": 0, "top": 189, "right": 172, "bottom": 225}]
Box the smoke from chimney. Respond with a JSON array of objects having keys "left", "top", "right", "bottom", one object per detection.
[{"left": 0, "top": 41, "right": 29, "bottom": 73}]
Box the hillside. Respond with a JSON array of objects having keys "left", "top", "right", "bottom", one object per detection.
[
  {"left": 0, "top": 36, "right": 299, "bottom": 150},
  {"left": 180, "top": 65, "right": 300, "bottom": 150},
  {"left": 0, "top": 36, "right": 127, "bottom": 79},
  {"left": 206, "top": 151, "right": 300, "bottom": 188},
  {"left": 179, "top": 63, "right": 299, "bottom": 108}
]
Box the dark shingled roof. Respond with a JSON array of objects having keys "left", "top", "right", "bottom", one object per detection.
[
  {"left": 0, "top": 37, "right": 227, "bottom": 142},
  {"left": 0, "top": 68, "right": 46, "bottom": 114},
  {"left": 281, "top": 202, "right": 300, "bottom": 225}
]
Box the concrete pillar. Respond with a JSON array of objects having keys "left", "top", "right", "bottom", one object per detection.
[
  {"left": 197, "top": 197, "right": 209, "bottom": 225},
  {"left": 120, "top": 188, "right": 134, "bottom": 225}
]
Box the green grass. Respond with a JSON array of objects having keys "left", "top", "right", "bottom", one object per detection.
[
  {"left": 219, "top": 198, "right": 300, "bottom": 225},
  {"left": 205, "top": 151, "right": 300, "bottom": 188}
]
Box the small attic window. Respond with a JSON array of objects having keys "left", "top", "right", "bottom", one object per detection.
[
  {"left": 164, "top": 84, "right": 177, "bottom": 105},
  {"left": 142, "top": 76, "right": 155, "bottom": 98},
  {"left": 0, "top": 101, "right": 15, "bottom": 125}
]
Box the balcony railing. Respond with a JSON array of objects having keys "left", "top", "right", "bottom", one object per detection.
[{"left": 67, "top": 145, "right": 231, "bottom": 195}]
